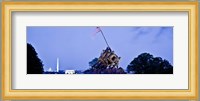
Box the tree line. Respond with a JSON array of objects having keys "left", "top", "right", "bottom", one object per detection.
[{"left": 27, "top": 43, "right": 173, "bottom": 74}]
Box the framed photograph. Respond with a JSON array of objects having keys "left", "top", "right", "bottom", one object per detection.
[{"left": 2, "top": 1, "right": 198, "bottom": 100}]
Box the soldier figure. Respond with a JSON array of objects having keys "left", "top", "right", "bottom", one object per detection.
[
  {"left": 91, "top": 27, "right": 121, "bottom": 69},
  {"left": 92, "top": 47, "right": 120, "bottom": 69}
]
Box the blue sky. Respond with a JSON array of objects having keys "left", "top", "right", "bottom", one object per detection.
[{"left": 27, "top": 26, "right": 173, "bottom": 71}]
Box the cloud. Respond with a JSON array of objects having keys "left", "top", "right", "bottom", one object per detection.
[
  {"left": 155, "top": 27, "right": 173, "bottom": 38},
  {"left": 131, "top": 27, "right": 173, "bottom": 42}
]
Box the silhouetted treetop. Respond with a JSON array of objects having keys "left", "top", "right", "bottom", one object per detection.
[
  {"left": 127, "top": 53, "right": 173, "bottom": 74},
  {"left": 27, "top": 43, "right": 44, "bottom": 74}
]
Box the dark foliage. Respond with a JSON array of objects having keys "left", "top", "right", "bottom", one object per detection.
[
  {"left": 84, "top": 67, "right": 126, "bottom": 74},
  {"left": 127, "top": 53, "right": 173, "bottom": 74},
  {"left": 84, "top": 58, "right": 126, "bottom": 74},
  {"left": 89, "top": 58, "right": 98, "bottom": 67},
  {"left": 27, "top": 43, "right": 44, "bottom": 74}
]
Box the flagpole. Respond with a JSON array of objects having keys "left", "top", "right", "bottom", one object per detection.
[{"left": 98, "top": 27, "right": 110, "bottom": 47}]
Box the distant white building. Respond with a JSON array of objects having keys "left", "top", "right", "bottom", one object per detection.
[
  {"left": 45, "top": 58, "right": 77, "bottom": 74},
  {"left": 48, "top": 67, "right": 52, "bottom": 72},
  {"left": 65, "top": 70, "right": 75, "bottom": 74}
]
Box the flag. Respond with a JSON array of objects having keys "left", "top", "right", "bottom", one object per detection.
[
  {"left": 95, "top": 27, "right": 101, "bottom": 33},
  {"left": 91, "top": 27, "right": 102, "bottom": 39}
]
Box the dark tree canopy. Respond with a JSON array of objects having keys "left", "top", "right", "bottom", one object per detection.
[
  {"left": 27, "top": 43, "right": 44, "bottom": 74},
  {"left": 89, "top": 58, "right": 98, "bottom": 67},
  {"left": 127, "top": 53, "right": 173, "bottom": 74},
  {"left": 84, "top": 58, "right": 126, "bottom": 74},
  {"left": 83, "top": 67, "right": 126, "bottom": 74}
]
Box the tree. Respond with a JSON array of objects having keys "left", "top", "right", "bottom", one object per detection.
[
  {"left": 83, "top": 67, "right": 126, "bottom": 74},
  {"left": 27, "top": 43, "right": 44, "bottom": 74},
  {"left": 89, "top": 58, "right": 98, "bottom": 67},
  {"left": 84, "top": 58, "right": 126, "bottom": 74},
  {"left": 127, "top": 53, "right": 173, "bottom": 74}
]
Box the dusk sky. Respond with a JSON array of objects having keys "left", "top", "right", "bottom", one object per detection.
[{"left": 27, "top": 26, "right": 173, "bottom": 71}]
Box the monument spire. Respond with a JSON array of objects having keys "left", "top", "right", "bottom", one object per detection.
[{"left": 56, "top": 58, "right": 59, "bottom": 72}]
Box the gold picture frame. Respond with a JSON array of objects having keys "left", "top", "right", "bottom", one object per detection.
[{"left": 2, "top": 1, "right": 199, "bottom": 100}]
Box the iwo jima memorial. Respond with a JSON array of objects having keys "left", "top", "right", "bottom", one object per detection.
[{"left": 91, "top": 27, "right": 121, "bottom": 70}]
